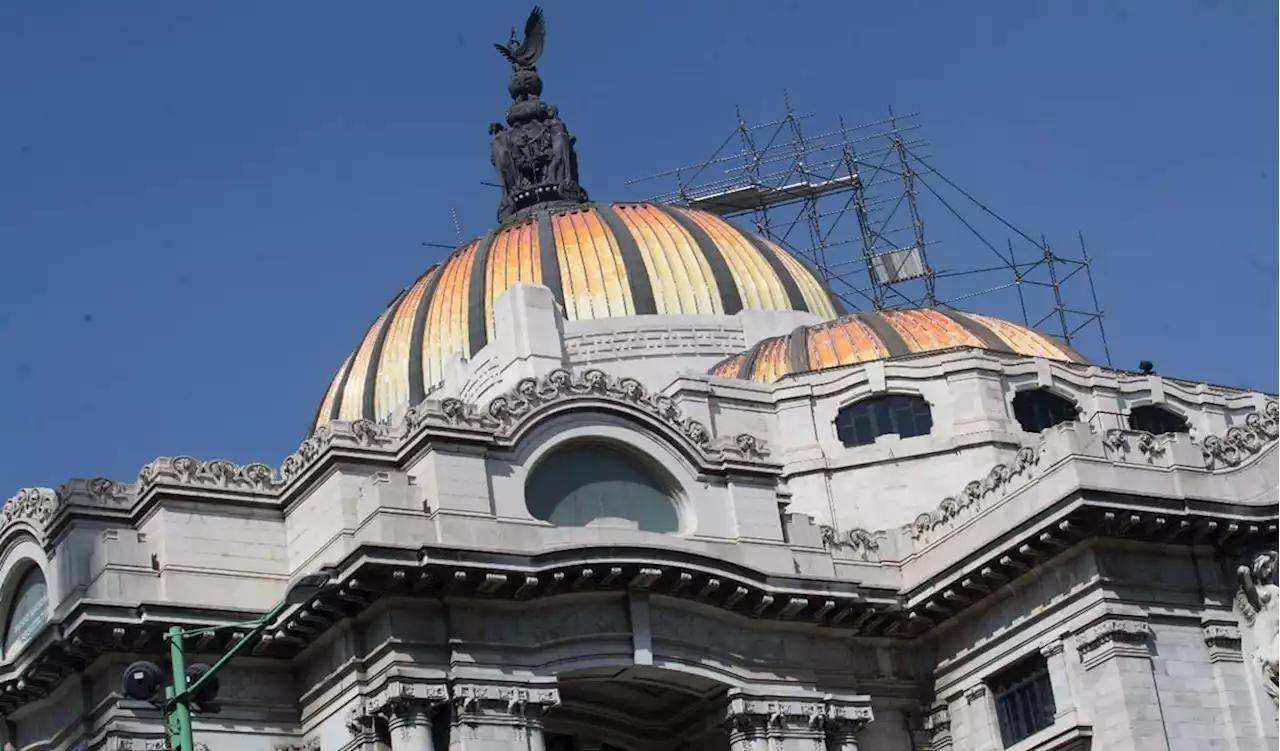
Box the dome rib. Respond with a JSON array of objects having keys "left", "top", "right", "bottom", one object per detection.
[
  {"left": 407, "top": 264, "right": 445, "bottom": 408},
  {"left": 311, "top": 202, "right": 846, "bottom": 433},
  {"left": 709, "top": 308, "right": 1091, "bottom": 384},
  {"left": 655, "top": 205, "right": 744, "bottom": 315},
  {"left": 737, "top": 228, "right": 807, "bottom": 312},
  {"left": 361, "top": 288, "right": 412, "bottom": 420},
  {"left": 940, "top": 310, "right": 1016, "bottom": 354},
  {"left": 466, "top": 228, "right": 501, "bottom": 357},
  {"left": 596, "top": 204, "right": 658, "bottom": 316}
]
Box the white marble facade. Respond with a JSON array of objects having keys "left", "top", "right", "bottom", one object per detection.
[{"left": 0, "top": 282, "right": 1276, "bottom": 751}]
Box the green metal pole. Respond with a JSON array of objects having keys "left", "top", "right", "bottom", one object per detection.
[{"left": 166, "top": 625, "right": 194, "bottom": 751}]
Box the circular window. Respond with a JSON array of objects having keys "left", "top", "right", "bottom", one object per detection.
[
  {"left": 525, "top": 443, "right": 679, "bottom": 533},
  {"left": 4, "top": 566, "right": 49, "bottom": 656}
]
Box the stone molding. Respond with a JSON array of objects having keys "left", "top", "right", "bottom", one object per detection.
[
  {"left": 1073, "top": 617, "right": 1151, "bottom": 669},
  {"left": 904, "top": 445, "right": 1042, "bottom": 543},
  {"left": 1201, "top": 401, "right": 1279, "bottom": 469},
  {"left": 723, "top": 689, "right": 873, "bottom": 741}
]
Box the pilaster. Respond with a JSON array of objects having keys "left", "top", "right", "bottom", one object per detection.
[
  {"left": 1072, "top": 615, "right": 1165, "bottom": 751},
  {"left": 960, "top": 684, "right": 999, "bottom": 751}
]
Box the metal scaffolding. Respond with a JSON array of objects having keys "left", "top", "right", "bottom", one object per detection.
[{"left": 627, "top": 95, "right": 1112, "bottom": 365}]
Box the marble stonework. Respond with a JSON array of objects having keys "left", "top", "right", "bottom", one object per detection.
[{"left": 0, "top": 283, "right": 1276, "bottom": 751}]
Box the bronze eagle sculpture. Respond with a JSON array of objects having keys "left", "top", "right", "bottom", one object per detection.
[{"left": 494, "top": 7, "right": 545, "bottom": 71}]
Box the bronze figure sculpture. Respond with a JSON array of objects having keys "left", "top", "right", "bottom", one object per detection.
[{"left": 487, "top": 7, "right": 588, "bottom": 223}]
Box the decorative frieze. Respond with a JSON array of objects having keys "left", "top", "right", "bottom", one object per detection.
[
  {"left": 274, "top": 738, "right": 320, "bottom": 751},
  {"left": 904, "top": 445, "right": 1041, "bottom": 543},
  {"left": 1201, "top": 400, "right": 1278, "bottom": 469}
]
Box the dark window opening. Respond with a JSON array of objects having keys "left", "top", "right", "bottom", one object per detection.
[
  {"left": 525, "top": 443, "right": 679, "bottom": 533},
  {"left": 1011, "top": 389, "right": 1078, "bottom": 433},
  {"left": 990, "top": 655, "right": 1057, "bottom": 747},
  {"left": 1128, "top": 405, "right": 1189, "bottom": 435},
  {"left": 835, "top": 394, "right": 933, "bottom": 447}
]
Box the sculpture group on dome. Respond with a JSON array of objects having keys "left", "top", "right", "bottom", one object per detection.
[{"left": 489, "top": 6, "right": 588, "bottom": 223}]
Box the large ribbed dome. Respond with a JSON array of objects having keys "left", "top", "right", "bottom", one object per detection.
[
  {"left": 710, "top": 308, "right": 1088, "bottom": 383},
  {"left": 311, "top": 202, "right": 845, "bottom": 432}
]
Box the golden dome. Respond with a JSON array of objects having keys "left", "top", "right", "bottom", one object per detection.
[
  {"left": 312, "top": 202, "right": 845, "bottom": 432},
  {"left": 709, "top": 308, "right": 1088, "bottom": 384}
]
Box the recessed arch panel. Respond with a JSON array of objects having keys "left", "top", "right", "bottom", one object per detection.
[{"left": 525, "top": 441, "right": 680, "bottom": 534}]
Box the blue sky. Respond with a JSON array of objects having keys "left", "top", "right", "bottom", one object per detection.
[{"left": 0, "top": 1, "right": 1275, "bottom": 491}]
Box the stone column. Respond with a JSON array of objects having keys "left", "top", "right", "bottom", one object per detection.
[
  {"left": 372, "top": 682, "right": 449, "bottom": 751},
  {"left": 723, "top": 689, "right": 872, "bottom": 751},
  {"left": 449, "top": 682, "right": 560, "bottom": 751},
  {"left": 823, "top": 697, "right": 874, "bottom": 751}
]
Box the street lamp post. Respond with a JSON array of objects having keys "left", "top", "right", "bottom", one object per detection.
[{"left": 122, "top": 570, "right": 334, "bottom": 751}]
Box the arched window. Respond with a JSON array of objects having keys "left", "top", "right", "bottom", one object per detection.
[
  {"left": 1128, "top": 405, "right": 1189, "bottom": 435},
  {"left": 835, "top": 394, "right": 933, "bottom": 447},
  {"left": 525, "top": 443, "right": 679, "bottom": 533},
  {"left": 1012, "top": 389, "right": 1079, "bottom": 433},
  {"left": 4, "top": 566, "right": 49, "bottom": 656}
]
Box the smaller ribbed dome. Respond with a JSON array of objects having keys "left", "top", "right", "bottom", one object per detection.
[{"left": 710, "top": 308, "right": 1088, "bottom": 383}]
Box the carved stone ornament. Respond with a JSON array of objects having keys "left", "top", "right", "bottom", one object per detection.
[
  {"left": 0, "top": 487, "right": 57, "bottom": 530},
  {"left": 105, "top": 740, "right": 209, "bottom": 751},
  {"left": 905, "top": 445, "right": 1042, "bottom": 542},
  {"left": 724, "top": 692, "right": 873, "bottom": 740},
  {"left": 138, "top": 455, "right": 284, "bottom": 494},
  {"left": 274, "top": 738, "right": 320, "bottom": 751},
  {"left": 1235, "top": 550, "right": 1279, "bottom": 706},
  {"left": 1074, "top": 617, "right": 1151, "bottom": 657},
  {"left": 406, "top": 367, "right": 769, "bottom": 464},
  {"left": 1103, "top": 428, "right": 1169, "bottom": 461},
  {"left": 489, "top": 7, "right": 589, "bottom": 222},
  {"left": 452, "top": 682, "right": 561, "bottom": 722},
  {"left": 371, "top": 680, "right": 450, "bottom": 718},
  {"left": 819, "top": 525, "right": 882, "bottom": 561},
  {"left": 1201, "top": 401, "right": 1279, "bottom": 469}
]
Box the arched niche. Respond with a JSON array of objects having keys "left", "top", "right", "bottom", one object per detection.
[
  {"left": 526, "top": 442, "right": 680, "bottom": 533},
  {"left": 0, "top": 546, "right": 51, "bottom": 660},
  {"left": 506, "top": 412, "right": 697, "bottom": 535}
]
